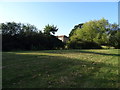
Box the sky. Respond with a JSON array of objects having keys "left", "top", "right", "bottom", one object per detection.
[
  {"left": 118, "top": 1, "right": 120, "bottom": 25},
  {"left": 0, "top": 2, "right": 118, "bottom": 36}
]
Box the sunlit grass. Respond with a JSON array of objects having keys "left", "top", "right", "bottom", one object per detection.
[{"left": 2, "top": 49, "right": 119, "bottom": 88}]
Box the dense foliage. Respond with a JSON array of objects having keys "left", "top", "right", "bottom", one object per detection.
[
  {"left": 43, "top": 24, "right": 58, "bottom": 35},
  {"left": 1, "top": 18, "right": 119, "bottom": 51},
  {"left": 69, "top": 23, "right": 83, "bottom": 37},
  {"left": 1, "top": 22, "right": 64, "bottom": 51},
  {"left": 68, "top": 18, "right": 120, "bottom": 49}
]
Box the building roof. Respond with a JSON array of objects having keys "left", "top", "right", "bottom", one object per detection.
[{"left": 56, "top": 35, "right": 68, "bottom": 38}]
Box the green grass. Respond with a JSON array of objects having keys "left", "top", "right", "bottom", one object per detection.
[{"left": 2, "top": 49, "right": 119, "bottom": 88}]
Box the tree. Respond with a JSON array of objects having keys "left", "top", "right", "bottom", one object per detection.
[
  {"left": 1, "top": 22, "right": 38, "bottom": 36},
  {"left": 1, "top": 22, "right": 19, "bottom": 35},
  {"left": 1, "top": 22, "right": 64, "bottom": 51},
  {"left": 43, "top": 24, "right": 58, "bottom": 35},
  {"left": 72, "top": 18, "right": 109, "bottom": 43},
  {"left": 69, "top": 23, "right": 83, "bottom": 38},
  {"left": 1, "top": 22, "right": 39, "bottom": 51},
  {"left": 68, "top": 18, "right": 110, "bottom": 49},
  {"left": 108, "top": 26, "right": 120, "bottom": 48}
]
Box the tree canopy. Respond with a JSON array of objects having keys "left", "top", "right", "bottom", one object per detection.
[
  {"left": 68, "top": 18, "right": 120, "bottom": 49},
  {"left": 1, "top": 22, "right": 64, "bottom": 51},
  {"left": 43, "top": 24, "right": 58, "bottom": 35},
  {"left": 69, "top": 23, "right": 83, "bottom": 37},
  {"left": 1, "top": 18, "right": 119, "bottom": 51}
]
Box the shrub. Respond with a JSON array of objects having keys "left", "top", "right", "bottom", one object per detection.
[{"left": 67, "top": 39, "right": 102, "bottom": 49}]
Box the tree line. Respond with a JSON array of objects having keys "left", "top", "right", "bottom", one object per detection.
[
  {"left": 1, "top": 22, "right": 64, "bottom": 51},
  {"left": 1, "top": 18, "right": 120, "bottom": 51}
]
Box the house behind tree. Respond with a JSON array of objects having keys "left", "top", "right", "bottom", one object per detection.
[{"left": 56, "top": 35, "right": 69, "bottom": 43}]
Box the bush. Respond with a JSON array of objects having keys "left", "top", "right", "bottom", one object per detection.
[{"left": 67, "top": 39, "right": 102, "bottom": 49}]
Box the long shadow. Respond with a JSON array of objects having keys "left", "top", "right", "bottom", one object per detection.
[
  {"left": 41, "top": 49, "right": 120, "bottom": 57},
  {"left": 2, "top": 52, "right": 119, "bottom": 88},
  {"left": 78, "top": 50, "right": 120, "bottom": 57}
]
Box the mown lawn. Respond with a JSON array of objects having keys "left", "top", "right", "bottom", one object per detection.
[{"left": 2, "top": 49, "right": 120, "bottom": 88}]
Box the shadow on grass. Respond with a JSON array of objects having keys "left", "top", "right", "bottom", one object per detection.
[
  {"left": 78, "top": 50, "right": 120, "bottom": 57},
  {"left": 41, "top": 49, "right": 120, "bottom": 57},
  {"left": 2, "top": 52, "right": 119, "bottom": 88}
]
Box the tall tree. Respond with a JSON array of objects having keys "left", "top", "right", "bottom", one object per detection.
[
  {"left": 43, "top": 24, "right": 58, "bottom": 35},
  {"left": 68, "top": 18, "right": 113, "bottom": 49},
  {"left": 70, "top": 18, "right": 109, "bottom": 45},
  {"left": 69, "top": 23, "right": 83, "bottom": 38},
  {"left": 108, "top": 25, "right": 120, "bottom": 48}
]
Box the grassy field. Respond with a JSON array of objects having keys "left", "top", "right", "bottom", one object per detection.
[{"left": 2, "top": 49, "right": 119, "bottom": 88}]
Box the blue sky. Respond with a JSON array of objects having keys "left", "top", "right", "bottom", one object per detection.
[
  {"left": 118, "top": 1, "right": 120, "bottom": 25},
  {"left": 0, "top": 2, "right": 118, "bottom": 36}
]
